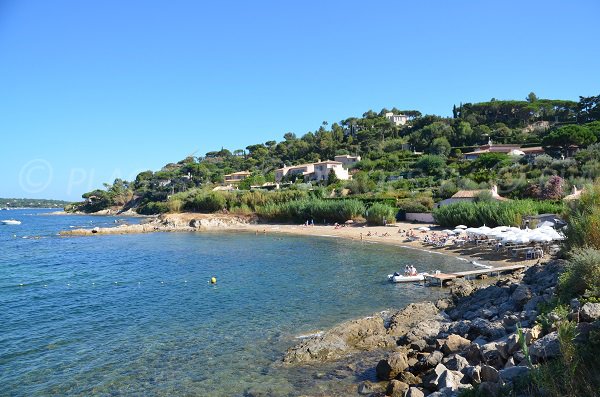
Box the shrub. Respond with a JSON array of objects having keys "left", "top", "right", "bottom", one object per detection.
[
  {"left": 432, "top": 200, "right": 563, "bottom": 227},
  {"left": 365, "top": 203, "right": 397, "bottom": 225},
  {"left": 557, "top": 248, "right": 600, "bottom": 302},
  {"left": 185, "top": 192, "right": 227, "bottom": 213},
  {"left": 137, "top": 201, "right": 169, "bottom": 215},
  {"left": 562, "top": 182, "right": 600, "bottom": 250}
]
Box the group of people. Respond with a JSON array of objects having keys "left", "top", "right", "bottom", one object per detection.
[{"left": 404, "top": 264, "right": 418, "bottom": 276}]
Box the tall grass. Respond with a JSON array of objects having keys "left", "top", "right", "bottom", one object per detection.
[
  {"left": 562, "top": 182, "right": 600, "bottom": 250},
  {"left": 365, "top": 203, "right": 397, "bottom": 225},
  {"left": 432, "top": 200, "right": 564, "bottom": 227},
  {"left": 557, "top": 248, "right": 600, "bottom": 302},
  {"left": 256, "top": 199, "right": 366, "bottom": 223}
]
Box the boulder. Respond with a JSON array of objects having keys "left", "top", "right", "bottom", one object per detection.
[
  {"left": 499, "top": 366, "right": 530, "bottom": 382},
  {"left": 463, "top": 365, "right": 481, "bottom": 384},
  {"left": 426, "top": 350, "right": 444, "bottom": 368},
  {"left": 469, "top": 318, "right": 506, "bottom": 340},
  {"left": 480, "top": 364, "right": 499, "bottom": 383},
  {"left": 422, "top": 363, "right": 449, "bottom": 391},
  {"left": 511, "top": 284, "right": 532, "bottom": 309},
  {"left": 481, "top": 343, "right": 506, "bottom": 369},
  {"left": 405, "top": 387, "right": 425, "bottom": 397},
  {"left": 463, "top": 343, "right": 482, "bottom": 365},
  {"left": 450, "top": 279, "right": 475, "bottom": 300},
  {"left": 506, "top": 333, "right": 521, "bottom": 355},
  {"left": 386, "top": 380, "right": 409, "bottom": 397},
  {"left": 529, "top": 331, "right": 560, "bottom": 361},
  {"left": 441, "top": 334, "right": 471, "bottom": 355},
  {"left": 376, "top": 352, "right": 409, "bottom": 380},
  {"left": 283, "top": 313, "right": 393, "bottom": 364},
  {"left": 357, "top": 381, "right": 380, "bottom": 395},
  {"left": 397, "top": 371, "right": 422, "bottom": 385},
  {"left": 410, "top": 340, "right": 427, "bottom": 352},
  {"left": 580, "top": 302, "right": 600, "bottom": 322},
  {"left": 437, "top": 369, "right": 461, "bottom": 391},
  {"left": 444, "top": 354, "right": 469, "bottom": 372},
  {"left": 478, "top": 381, "right": 501, "bottom": 397}
]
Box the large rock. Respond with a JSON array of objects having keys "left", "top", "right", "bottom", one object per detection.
[
  {"left": 376, "top": 352, "right": 409, "bottom": 380},
  {"left": 469, "top": 318, "right": 506, "bottom": 340},
  {"left": 283, "top": 313, "right": 393, "bottom": 364},
  {"left": 463, "top": 343, "right": 482, "bottom": 365},
  {"left": 450, "top": 279, "right": 475, "bottom": 300},
  {"left": 437, "top": 369, "right": 462, "bottom": 391},
  {"left": 478, "top": 381, "right": 501, "bottom": 397},
  {"left": 441, "top": 334, "right": 471, "bottom": 355},
  {"left": 397, "top": 371, "right": 422, "bottom": 385},
  {"left": 481, "top": 343, "right": 506, "bottom": 369},
  {"left": 480, "top": 364, "right": 499, "bottom": 383},
  {"left": 386, "top": 380, "right": 409, "bottom": 397},
  {"left": 405, "top": 387, "right": 425, "bottom": 397},
  {"left": 426, "top": 350, "right": 444, "bottom": 368},
  {"left": 499, "top": 366, "right": 530, "bottom": 382},
  {"left": 463, "top": 365, "right": 481, "bottom": 383},
  {"left": 511, "top": 284, "right": 532, "bottom": 309},
  {"left": 529, "top": 331, "right": 560, "bottom": 361},
  {"left": 422, "top": 363, "right": 449, "bottom": 391},
  {"left": 580, "top": 302, "right": 600, "bottom": 322},
  {"left": 444, "top": 354, "right": 469, "bottom": 372}
]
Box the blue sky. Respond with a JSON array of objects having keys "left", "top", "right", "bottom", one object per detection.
[{"left": 1, "top": 0, "right": 599, "bottom": 201}]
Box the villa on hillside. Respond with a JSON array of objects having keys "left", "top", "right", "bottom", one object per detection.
[
  {"left": 435, "top": 185, "right": 509, "bottom": 207},
  {"left": 384, "top": 112, "right": 408, "bottom": 126},
  {"left": 223, "top": 171, "right": 251, "bottom": 184},
  {"left": 463, "top": 141, "right": 545, "bottom": 160},
  {"left": 275, "top": 160, "right": 350, "bottom": 182},
  {"left": 334, "top": 154, "right": 361, "bottom": 168}
]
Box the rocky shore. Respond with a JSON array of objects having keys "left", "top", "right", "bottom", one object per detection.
[
  {"left": 59, "top": 213, "right": 256, "bottom": 236},
  {"left": 281, "top": 259, "right": 600, "bottom": 397}
]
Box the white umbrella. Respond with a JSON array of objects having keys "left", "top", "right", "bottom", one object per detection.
[
  {"left": 442, "top": 229, "right": 456, "bottom": 235},
  {"left": 465, "top": 227, "right": 480, "bottom": 234},
  {"left": 417, "top": 226, "right": 430, "bottom": 231},
  {"left": 453, "top": 228, "right": 466, "bottom": 234},
  {"left": 479, "top": 226, "right": 492, "bottom": 233},
  {"left": 455, "top": 225, "right": 468, "bottom": 229},
  {"left": 530, "top": 233, "right": 552, "bottom": 242},
  {"left": 515, "top": 235, "right": 531, "bottom": 244}
]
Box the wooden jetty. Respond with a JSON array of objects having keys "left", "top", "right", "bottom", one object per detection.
[{"left": 425, "top": 264, "right": 527, "bottom": 287}]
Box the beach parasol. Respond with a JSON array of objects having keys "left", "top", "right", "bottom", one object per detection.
[
  {"left": 416, "top": 226, "right": 430, "bottom": 231},
  {"left": 455, "top": 225, "right": 468, "bottom": 229}
]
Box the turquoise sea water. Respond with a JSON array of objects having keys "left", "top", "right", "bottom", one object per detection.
[{"left": 0, "top": 210, "right": 473, "bottom": 396}]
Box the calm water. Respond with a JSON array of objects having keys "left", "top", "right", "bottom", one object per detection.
[{"left": 0, "top": 209, "right": 473, "bottom": 396}]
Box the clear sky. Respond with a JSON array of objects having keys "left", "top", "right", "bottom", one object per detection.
[{"left": 1, "top": 0, "right": 599, "bottom": 201}]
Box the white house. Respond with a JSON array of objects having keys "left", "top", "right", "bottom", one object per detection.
[
  {"left": 275, "top": 160, "right": 350, "bottom": 182},
  {"left": 334, "top": 154, "right": 361, "bottom": 168},
  {"left": 385, "top": 112, "right": 408, "bottom": 126}
]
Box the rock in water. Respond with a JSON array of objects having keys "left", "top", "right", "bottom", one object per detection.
[{"left": 386, "top": 380, "right": 409, "bottom": 397}]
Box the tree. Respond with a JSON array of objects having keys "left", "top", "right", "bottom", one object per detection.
[
  {"left": 527, "top": 92, "right": 538, "bottom": 103},
  {"left": 430, "top": 137, "right": 451, "bottom": 156},
  {"left": 414, "top": 155, "right": 447, "bottom": 177},
  {"left": 542, "top": 125, "right": 597, "bottom": 150}
]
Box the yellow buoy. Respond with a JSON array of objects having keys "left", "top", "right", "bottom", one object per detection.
[{"left": 210, "top": 277, "right": 217, "bottom": 284}]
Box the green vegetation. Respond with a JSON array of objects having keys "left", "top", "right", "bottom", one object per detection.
[
  {"left": 67, "top": 93, "right": 600, "bottom": 218},
  {"left": 432, "top": 200, "right": 563, "bottom": 227},
  {"left": 256, "top": 199, "right": 366, "bottom": 224},
  {"left": 1, "top": 198, "right": 70, "bottom": 208}
]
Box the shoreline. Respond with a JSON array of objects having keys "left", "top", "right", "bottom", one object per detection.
[{"left": 59, "top": 212, "right": 541, "bottom": 269}]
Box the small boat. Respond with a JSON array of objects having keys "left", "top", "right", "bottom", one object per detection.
[
  {"left": 387, "top": 272, "right": 429, "bottom": 283},
  {"left": 1, "top": 220, "right": 21, "bottom": 225}
]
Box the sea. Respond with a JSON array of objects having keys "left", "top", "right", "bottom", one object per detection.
[{"left": 0, "top": 209, "right": 474, "bottom": 396}]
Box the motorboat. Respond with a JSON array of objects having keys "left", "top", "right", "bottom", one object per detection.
[
  {"left": 387, "top": 272, "right": 429, "bottom": 283},
  {"left": 1, "top": 220, "right": 21, "bottom": 225}
]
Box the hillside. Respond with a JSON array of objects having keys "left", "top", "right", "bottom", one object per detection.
[{"left": 68, "top": 93, "right": 600, "bottom": 216}]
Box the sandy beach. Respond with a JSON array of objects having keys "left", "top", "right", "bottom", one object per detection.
[{"left": 60, "top": 213, "right": 542, "bottom": 268}]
